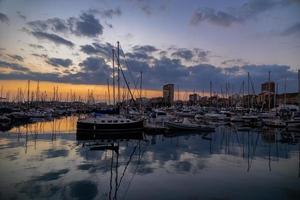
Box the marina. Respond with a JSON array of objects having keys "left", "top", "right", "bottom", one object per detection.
[{"left": 1, "top": 0, "right": 300, "bottom": 199}]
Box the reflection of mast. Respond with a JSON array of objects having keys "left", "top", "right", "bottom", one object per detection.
[
  {"left": 109, "top": 144, "right": 114, "bottom": 200},
  {"left": 247, "top": 131, "right": 250, "bottom": 172},
  {"left": 100, "top": 140, "right": 142, "bottom": 200},
  {"left": 114, "top": 142, "right": 119, "bottom": 200},
  {"left": 25, "top": 124, "right": 28, "bottom": 154},
  {"left": 268, "top": 141, "right": 271, "bottom": 172},
  {"left": 298, "top": 143, "right": 300, "bottom": 178}
]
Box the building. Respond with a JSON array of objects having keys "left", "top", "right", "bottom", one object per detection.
[
  {"left": 261, "top": 81, "right": 275, "bottom": 93},
  {"left": 163, "top": 84, "right": 174, "bottom": 106},
  {"left": 276, "top": 93, "right": 299, "bottom": 105},
  {"left": 189, "top": 93, "right": 199, "bottom": 104},
  {"left": 257, "top": 81, "right": 276, "bottom": 109}
]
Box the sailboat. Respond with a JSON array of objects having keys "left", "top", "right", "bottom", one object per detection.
[
  {"left": 165, "top": 118, "right": 215, "bottom": 132},
  {"left": 77, "top": 41, "right": 144, "bottom": 134}
]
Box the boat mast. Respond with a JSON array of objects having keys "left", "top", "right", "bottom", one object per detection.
[
  {"left": 107, "top": 79, "right": 111, "bottom": 105},
  {"left": 242, "top": 80, "right": 245, "bottom": 108},
  {"left": 268, "top": 71, "right": 271, "bottom": 112},
  {"left": 112, "top": 49, "right": 116, "bottom": 106},
  {"left": 284, "top": 76, "right": 287, "bottom": 108},
  {"left": 117, "top": 41, "right": 121, "bottom": 104},
  {"left": 298, "top": 69, "right": 300, "bottom": 110},
  {"left": 27, "top": 80, "right": 30, "bottom": 108},
  {"left": 139, "top": 71, "right": 142, "bottom": 110},
  {"left": 36, "top": 80, "right": 40, "bottom": 102},
  {"left": 247, "top": 72, "right": 250, "bottom": 109},
  {"left": 178, "top": 85, "right": 180, "bottom": 101},
  {"left": 275, "top": 83, "right": 278, "bottom": 111},
  {"left": 210, "top": 81, "right": 212, "bottom": 106}
]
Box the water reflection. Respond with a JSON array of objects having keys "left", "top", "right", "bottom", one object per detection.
[{"left": 0, "top": 116, "right": 299, "bottom": 199}]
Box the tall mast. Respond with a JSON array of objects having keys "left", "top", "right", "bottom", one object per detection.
[
  {"left": 178, "top": 85, "right": 180, "bottom": 101},
  {"left": 210, "top": 81, "right": 212, "bottom": 106},
  {"left": 247, "top": 72, "right": 250, "bottom": 109},
  {"left": 140, "top": 71, "right": 142, "bottom": 110},
  {"left": 298, "top": 69, "right": 300, "bottom": 110},
  {"left": 242, "top": 80, "right": 245, "bottom": 108},
  {"left": 117, "top": 41, "right": 120, "bottom": 104},
  {"left": 275, "top": 82, "right": 278, "bottom": 110},
  {"left": 112, "top": 49, "right": 116, "bottom": 106},
  {"left": 36, "top": 80, "right": 40, "bottom": 102},
  {"left": 284, "top": 76, "right": 287, "bottom": 108},
  {"left": 27, "top": 80, "right": 30, "bottom": 108},
  {"left": 107, "top": 79, "right": 111, "bottom": 105},
  {"left": 268, "top": 71, "right": 271, "bottom": 111}
]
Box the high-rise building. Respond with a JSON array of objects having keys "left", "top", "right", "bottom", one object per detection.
[
  {"left": 163, "top": 84, "right": 174, "bottom": 106},
  {"left": 261, "top": 82, "right": 275, "bottom": 93},
  {"left": 189, "top": 93, "right": 199, "bottom": 104}
]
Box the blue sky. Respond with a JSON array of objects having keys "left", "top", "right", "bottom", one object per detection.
[{"left": 0, "top": 0, "right": 299, "bottom": 93}]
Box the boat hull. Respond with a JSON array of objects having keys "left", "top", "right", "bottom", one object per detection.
[{"left": 76, "top": 119, "right": 144, "bottom": 134}]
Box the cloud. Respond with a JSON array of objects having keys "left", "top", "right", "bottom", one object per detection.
[
  {"left": 28, "top": 18, "right": 68, "bottom": 33},
  {"left": 46, "top": 58, "right": 73, "bottom": 67},
  {"left": 28, "top": 43, "right": 45, "bottom": 49},
  {"left": 31, "top": 31, "right": 74, "bottom": 47},
  {"left": 80, "top": 42, "right": 114, "bottom": 59},
  {"left": 133, "top": 45, "right": 158, "bottom": 53},
  {"left": 191, "top": 8, "right": 239, "bottom": 27},
  {"left": 171, "top": 48, "right": 209, "bottom": 62},
  {"left": 0, "top": 60, "right": 29, "bottom": 71},
  {"left": 281, "top": 22, "right": 300, "bottom": 36},
  {"left": 31, "top": 53, "right": 47, "bottom": 58},
  {"left": 69, "top": 13, "right": 103, "bottom": 37},
  {"left": 0, "top": 41, "right": 298, "bottom": 93},
  {"left": 87, "top": 7, "right": 122, "bottom": 18},
  {"left": 17, "top": 11, "right": 26, "bottom": 20},
  {"left": 190, "top": 0, "right": 279, "bottom": 27},
  {"left": 0, "top": 12, "right": 9, "bottom": 24},
  {"left": 221, "top": 58, "right": 249, "bottom": 66},
  {"left": 171, "top": 48, "right": 193, "bottom": 61},
  {"left": 79, "top": 56, "right": 110, "bottom": 72},
  {"left": 27, "top": 12, "right": 104, "bottom": 38},
  {"left": 7, "top": 54, "right": 24, "bottom": 62},
  {"left": 128, "top": 0, "right": 170, "bottom": 15}
]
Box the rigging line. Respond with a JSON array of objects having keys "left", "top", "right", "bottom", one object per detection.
[
  {"left": 120, "top": 45, "right": 139, "bottom": 88},
  {"left": 119, "top": 62, "right": 137, "bottom": 104},
  {"left": 119, "top": 45, "right": 139, "bottom": 90},
  {"left": 115, "top": 145, "right": 138, "bottom": 192},
  {"left": 113, "top": 48, "right": 138, "bottom": 100},
  {"left": 123, "top": 143, "right": 149, "bottom": 200}
]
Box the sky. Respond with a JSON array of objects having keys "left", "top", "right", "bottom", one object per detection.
[{"left": 0, "top": 0, "right": 300, "bottom": 100}]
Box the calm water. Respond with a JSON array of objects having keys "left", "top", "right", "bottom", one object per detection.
[{"left": 0, "top": 116, "right": 299, "bottom": 200}]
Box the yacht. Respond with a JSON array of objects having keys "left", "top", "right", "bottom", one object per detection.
[
  {"left": 165, "top": 118, "right": 215, "bottom": 132},
  {"left": 77, "top": 115, "right": 144, "bottom": 133}
]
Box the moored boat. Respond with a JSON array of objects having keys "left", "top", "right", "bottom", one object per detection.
[
  {"left": 77, "top": 116, "right": 144, "bottom": 134},
  {"left": 165, "top": 118, "right": 215, "bottom": 132}
]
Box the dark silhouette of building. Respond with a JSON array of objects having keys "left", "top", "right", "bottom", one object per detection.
[{"left": 163, "top": 84, "right": 174, "bottom": 106}]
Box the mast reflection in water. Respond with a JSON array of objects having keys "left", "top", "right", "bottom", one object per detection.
[{"left": 0, "top": 116, "right": 299, "bottom": 199}]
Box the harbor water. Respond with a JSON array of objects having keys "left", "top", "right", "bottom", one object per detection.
[{"left": 0, "top": 116, "right": 299, "bottom": 200}]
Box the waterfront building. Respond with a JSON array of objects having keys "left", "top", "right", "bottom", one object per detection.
[{"left": 163, "top": 84, "right": 174, "bottom": 106}]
